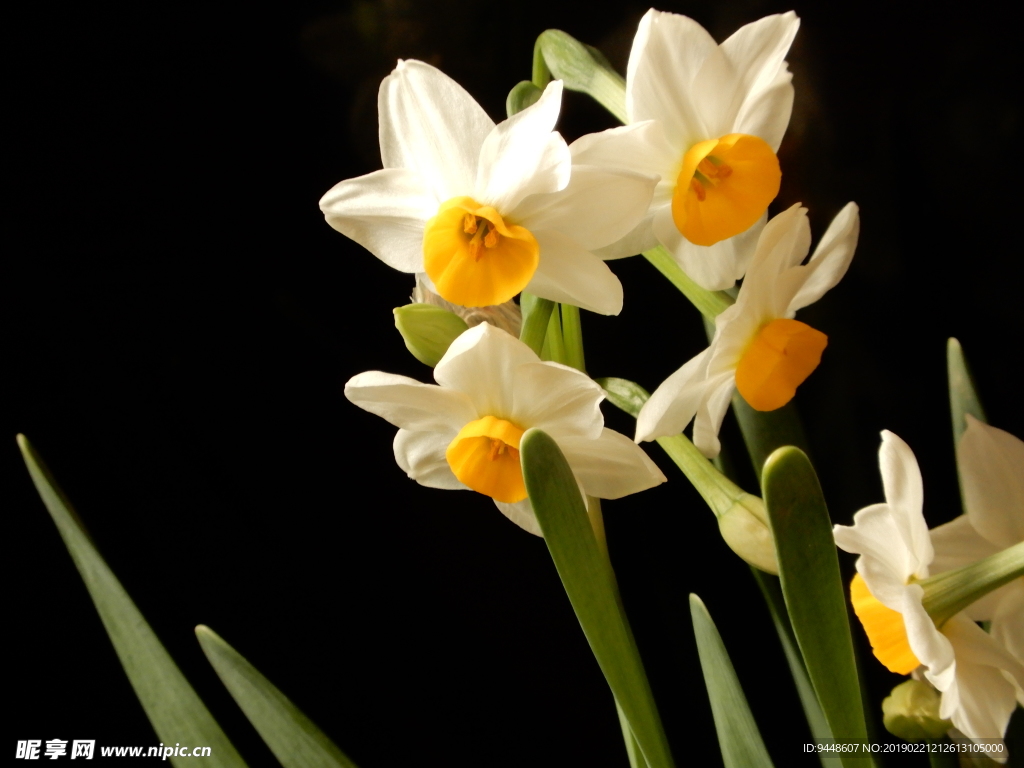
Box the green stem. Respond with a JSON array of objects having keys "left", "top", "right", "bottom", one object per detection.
[
  {"left": 642, "top": 246, "right": 734, "bottom": 320},
  {"left": 560, "top": 304, "right": 586, "bottom": 373},
  {"left": 732, "top": 393, "right": 812, "bottom": 480},
  {"left": 920, "top": 541, "right": 1024, "bottom": 627},
  {"left": 519, "top": 293, "right": 554, "bottom": 356},
  {"left": 542, "top": 304, "right": 566, "bottom": 364}
]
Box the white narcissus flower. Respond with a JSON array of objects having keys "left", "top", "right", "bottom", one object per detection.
[
  {"left": 319, "top": 60, "right": 657, "bottom": 316},
  {"left": 344, "top": 323, "right": 666, "bottom": 535},
  {"left": 635, "top": 202, "right": 859, "bottom": 458},
  {"left": 932, "top": 416, "right": 1024, "bottom": 667},
  {"left": 570, "top": 10, "right": 799, "bottom": 290},
  {"left": 833, "top": 432, "right": 1024, "bottom": 758}
]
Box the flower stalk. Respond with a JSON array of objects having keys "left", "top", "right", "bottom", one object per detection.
[{"left": 919, "top": 540, "right": 1024, "bottom": 628}]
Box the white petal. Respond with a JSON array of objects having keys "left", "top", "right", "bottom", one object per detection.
[
  {"left": 878, "top": 431, "right": 934, "bottom": 577},
  {"left": 931, "top": 516, "right": 1001, "bottom": 573},
  {"left": 787, "top": 202, "right": 861, "bottom": 313},
  {"left": 652, "top": 205, "right": 763, "bottom": 290},
  {"left": 509, "top": 361, "right": 604, "bottom": 441},
  {"left": 902, "top": 584, "right": 956, "bottom": 691},
  {"left": 695, "top": 13, "right": 799, "bottom": 143},
  {"left": 345, "top": 371, "right": 476, "bottom": 432},
  {"left": 433, "top": 324, "right": 537, "bottom": 418},
  {"left": 378, "top": 60, "right": 493, "bottom": 200},
  {"left": 635, "top": 347, "right": 712, "bottom": 442},
  {"left": 594, "top": 212, "right": 659, "bottom": 260},
  {"left": 626, "top": 10, "right": 715, "bottom": 146},
  {"left": 992, "top": 583, "right": 1024, "bottom": 666},
  {"left": 526, "top": 230, "right": 624, "bottom": 315},
  {"left": 477, "top": 81, "right": 569, "bottom": 211},
  {"left": 958, "top": 416, "right": 1024, "bottom": 549},
  {"left": 834, "top": 503, "right": 915, "bottom": 608},
  {"left": 394, "top": 429, "right": 465, "bottom": 490},
  {"left": 493, "top": 498, "right": 543, "bottom": 536},
  {"left": 692, "top": 371, "right": 737, "bottom": 458},
  {"left": 733, "top": 73, "right": 795, "bottom": 152},
  {"left": 319, "top": 169, "right": 434, "bottom": 272},
  {"left": 739, "top": 204, "right": 811, "bottom": 319},
  {"left": 558, "top": 428, "right": 666, "bottom": 499},
  {"left": 941, "top": 614, "right": 1024, "bottom": 746},
  {"left": 569, "top": 121, "right": 679, "bottom": 201},
  {"left": 512, "top": 165, "right": 657, "bottom": 252}
]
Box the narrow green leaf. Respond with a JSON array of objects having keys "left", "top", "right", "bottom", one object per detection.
[
  {"left": 196, "top": 626, "right": 357, "bottom": 768},
  {"left": 762, "top": 446, "right": 869, "bottom": 768},
  {"left": 689, "top": 594, "right": 775, "bottom": 768},
  {"left": 732, "top": 393, "right": 812, "bottom": 478},
  {"left": 520, "top": 429, "right": 674, "bottom": 768},
  {"left": 560, "top": 303, "right": 586, "bottom": 373},
  {"left": 17, "top": 435, "right": 246, "bottom": 768},
  {"left": 751, "top": 570, "right": 842, "bottom": 768},
  {"left": 947, "top": 337, "right": 987, "bottom": 445}
]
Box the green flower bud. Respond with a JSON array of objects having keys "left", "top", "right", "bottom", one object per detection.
[
  {"left": 393, "top": 304, "right": 468, "bottom": 367},
  {"left": 882, "top": 680, "right": 952, "bottom": 741},
  {"left": 535, "top": 30, "right": 626, "bottom": 122},
  {"left": 717, "top": 494, "right": 778, "bottom": 574},
  {"left": 506, "top": 81, "right": 542, "bottom": 118}
]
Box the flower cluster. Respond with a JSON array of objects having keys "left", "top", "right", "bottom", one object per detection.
[{"left": 320, "top": 6, "right": 1021, "bottom": 756}]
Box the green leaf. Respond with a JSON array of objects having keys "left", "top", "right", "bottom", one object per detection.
[
  {"left": 520, "top": 429, "right": 674, "bottom": 768},
  {"left": 17, "top": 435, "right": 246, "bottom": 768},
  {"left": 732, "top": 393, "right": 812, "bottom": 479},
  {"left": 947, "top": 337, "right": 987, "bottom": 445},
  {"left": 762, "top": 446, "right": 869, "bottom": 768},
  {"left": 196, "top": 626, "right": 358, "bottom": 768},
  {"left": 689, "top": 594, "right": 775, "bottom": 768},
  {"left": 519, "top": 292, "right": 554, "bottom": 356}
]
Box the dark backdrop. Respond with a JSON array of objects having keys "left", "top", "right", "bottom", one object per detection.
[{"left": 9, "top": 1, "right": 1022, "bottom": 765}]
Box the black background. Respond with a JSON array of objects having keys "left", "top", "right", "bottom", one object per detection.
[{"left": 8, "top": 0, "right": 1022, "bottom": 765}]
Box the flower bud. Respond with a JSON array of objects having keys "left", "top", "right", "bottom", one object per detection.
[
  {"left": 535, "top": 30, "right": 626, "bottom": 122},
  {"left": 717, "top": 494, "right": 779, "bottom": 574},
  {"left": 393, "top": 304, "right": 468, "bottom": 367},
  {"left": 506, "top": 81, "right": 542, "bottom": 118},
  {"left": 882, "top": 680, "right": 951, "bottom": 741}
]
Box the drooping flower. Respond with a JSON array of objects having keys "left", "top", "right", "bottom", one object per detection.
[
  {"left": 569, "top": 10, "right": 799, "bottom": 289},
  {"left": 635, "top": 202, "right": 859, "bottom": 458},
  {"left": 319, "top": 60, "right": 657, "bottom": 315},
  {"left": 834, "top": 432, "right": 1024, "bottom": 757},
  {"left": 931, "top": 417, "right": 1024, "bottom": 667},
  {"left": 344, "top": 323, "right": 666, "bottom": 534}
]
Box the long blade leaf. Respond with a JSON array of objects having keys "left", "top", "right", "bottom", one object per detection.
[
  {"left": 520, "top": 429, "right": 675, "bottom": 768},
  {"left": 762, "top": 446, "right": 869, "bottom": 768},
  {"left": 689, "top": 594, "right": 775, "bottom": 768},
  {"left": 196, "top": 626, "right": 358, "bottom": 768},
  {"left": 17, "top": 435, "right": 246, "bottom": 768},
  {"left": 947, "top": 337, "right": 987, "bottom": 444}
]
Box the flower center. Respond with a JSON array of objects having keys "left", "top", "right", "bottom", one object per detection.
[
  {"left": 671, "top": 133, "right": 781, "bottom": 246},
  {"left": 850, "top": 574, "right": 921, "bottom": 675},
  {"left": 423, "top": 197, "right": 540, "bottom": 308},
  {"left": 446, "top": 415, "right": 527, "bottom": 503},
  {"left": 734, "top": 318, "right": 828, "bottom": 411}
]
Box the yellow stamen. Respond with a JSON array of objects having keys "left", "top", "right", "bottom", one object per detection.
[
  {"left": 671, "top": 133, "right": 781, "bottom": 246},
  {"left": 423, "top": 197, "right": 540, "bottom": 307},
  {"left": 850, "top": 574, "right": 921, "bottom": 674},
  {"left": 446, "top": 415, "right": 527, "bottom": 503},
  {"left": 735, "top": 319, "right": 828, "bottom": 411}
]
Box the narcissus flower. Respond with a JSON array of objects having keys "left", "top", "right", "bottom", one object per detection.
[
  {"left": 344, "top": 323, "right": 666, "bottom": 534},
  {"left": 635, "top": 202, "right": 859, "bottom": 457},
  {"left": 320, "top": 60, "right": 657, "bottom": 315},
  {"left": 834, "top": 432, "right": 1024, "bottom": 756},
  {"left": 932, "top": 417, "right": 1024, "bottom": 667},
  {"left": 570, "top": 10, "right": 799, "bottom": 289}
]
